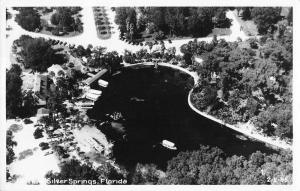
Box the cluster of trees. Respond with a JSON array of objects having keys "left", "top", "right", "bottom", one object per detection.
[
  {"left": 115, "top": 7, "right": 232, "bottom": 41},
  {"left": 50, "top": 7, "right": 83, "bottom": 35},
  {"left": 33, "top": 128, "right": 44, "bottom": 139},
  {"left": 123, "top": 45, "right": 179, "bottom": 65},
  {"left": 15, "top": 7, "right": 41, "bottom": 31},
  {"left": 43, "top": 144, "right": 292, "bottom": 185},
  {"left": 187, "top": 24, "right": 292, "bottom": 139},
  {"left": 15, "top": 35, "right": 66, "bottom": 72},
  {"left": 125, "top": 145, "right": 293, "bottom": 185},
  {"left": 6, "top": 9, "right": 12, "bottom": 20},
  {"left": 70, "top": 45, "right": 123, "bottom": 72},
  {"left": 87, "top": 50, "right": 123, "bottom": 71},
  {"left": 6, "top": 130, "right": 17, "bottom": 181},
  {"left": 14, "top": 7, "right": 83, "bottom": 35},
  {"left": 6, "top": 64, "right": 38, "bottom": 119},
  {"left": 239, "top": 7, "right": 286, "bottom": 34},
  {"left": 6, "top": 130, "right": 17, "bottom": 165},
  {"left": 46, "top": 159, "right": 126, "bottom": 185},
  {"left": 159, "top": 145, "right": 292, "bottom": 184},
  {"left": 45, "top": 70, "right": 84, "bottom": 116},
  {"left": 6, "top": 65, "right": 23, "bottom": 119}
]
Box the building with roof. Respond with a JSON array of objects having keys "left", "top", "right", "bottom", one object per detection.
[
  {"left": 33, "top": 74, "right": 48, "bottom": 97},
  {"left": 36, "top": 107, "right": 50, "bottom": 119}
]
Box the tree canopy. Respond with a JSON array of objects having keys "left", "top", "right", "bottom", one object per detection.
[
  {"left": 6, "top": 65, "right": 23, "bottom": 119},
  {"left": 18, "top": 36, "right": 66, "bottom": 72},
  {"left": 15, "top": 8, "right": 41, "bottom": 31},
  {"left": 158, "top": 146, "right": 292, "bottom": 185},
  {"left": 250, "top": 7, "right": 282, "bottom": 34},
  {"left": 188, "top": 24, "right": 292, "bottom": 139},
  {"left": 115, "top": 7, "right": 231, "bottom": 41}
]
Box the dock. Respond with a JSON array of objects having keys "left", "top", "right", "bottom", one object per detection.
[{"left": 84, "top": 68, "right": 108, "bottom": 85}]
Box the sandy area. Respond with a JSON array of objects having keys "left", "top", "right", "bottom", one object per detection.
[
  {"left": 6, "top": 117, "right": 60, "bottom": 185},
  {"left": 6, "top": 116, "right": 114, "bottom": 184}
]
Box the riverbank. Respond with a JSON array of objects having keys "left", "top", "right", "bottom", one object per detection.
[
  {"left": 123, "top": 62, "right": 199, "bottom": 84},
  {"left": 188, "top": 89, "right": 292, "bottom": 150},
  {"left": 124, "top": 62, "right": 292, "bottom": 151}
]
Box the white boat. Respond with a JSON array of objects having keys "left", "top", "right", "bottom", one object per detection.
[
  {"left": 236, "top": 134, "right": 248, "bottom": 141},
  {"left": 98, "top": 79, "right": 109, "bottom": 87},
  {"left": 85, "top": 92, "right": 101, "bottom": 101},
  {"left": 161, "top": 140, "right": 177, "bottom": 150},
  {"left": 88, "top": 89, "right": 102, "bottom": 95},
  {"left": 75, "top": 101, "right": 95, "bottom": 106}
]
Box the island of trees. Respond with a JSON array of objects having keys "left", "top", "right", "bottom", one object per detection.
[{"left": 14, "top": 7, "right": 83, "bottom": 36}]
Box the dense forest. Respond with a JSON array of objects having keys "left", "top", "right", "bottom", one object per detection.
[
  {"left": 6, "top": 64, "right": 38, "bottom": 119},
  {"left": 114, "top": 7, "right": 231, "bottom": 41},
  {"left": 238, "top": 7, "right": 291, "bottom": 34},
  {"left": 15, "top": 7, "right": 41, "bottom": 32},
  {"left": 45, "top": 145, "right": 292, "bottom": 185},
  {"left": 188, "top": 23, "right": 292, "bottom": 139}
]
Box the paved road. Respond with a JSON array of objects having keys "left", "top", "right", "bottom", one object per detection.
[{"left": 5, "top": 7, "right": 249, "bottom": 62}]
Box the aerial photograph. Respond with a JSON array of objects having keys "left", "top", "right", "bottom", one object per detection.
[{"left": 3, "top": 5, "right": 293, "bottom": 187}]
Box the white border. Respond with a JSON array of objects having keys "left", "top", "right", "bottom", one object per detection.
[{"left": 0, "top": 0, "right": 299, "bottom": 191}]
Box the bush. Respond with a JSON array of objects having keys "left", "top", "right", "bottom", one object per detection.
[
  {"left": 18, "top": 149, "right": 34, "bottom": 160},
  {"left": 192, "top": 86, "right": 218, "bottom": 110},
  {"left": 33, "top": 128, "right": 44, "bottom": 139},
  {"left": 6, "top": 64, "right": 23, "bottom": 119},
  {"left": 53, "top": 145, "right": 69, "bottom": 158},
  {"left": 23, "top": 118, "right": 33, "bottom": 124},
  {"left": 39, "top": 142, "right": 50, "bottom": 150},
  {"left": 15, "top": 8, "right": 41, "bottom": 32},
  {"left": 9, "top": 124, "right": 23, "bottom": 133},
  {"left": 50, "top": 13, "right": 60, "bottom": 25},
  {"left": 153, "top": 31, "right": 165, "bottom": 40},
  {"left": 248, "top": 38, "right": 258, "bottom": 49},
  {"left": 19, "top": 37, "right": 66, "bottom": 72},
  {"left": 6, "top": 9, "right": 12, "bottom": 20}
]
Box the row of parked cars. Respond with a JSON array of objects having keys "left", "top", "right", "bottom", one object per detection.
[
  {"left": 48, "top": 39, "right": 76, "bottom": 49},
  {"left": 93, "top": 7, "right": 111, "bottom": 39},
  {"left": 119, "top": 34, "right": 173, "bottom": 46}
]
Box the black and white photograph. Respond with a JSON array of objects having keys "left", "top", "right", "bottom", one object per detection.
[{"left": 0, "top": 0, "right": 298, "bottom": 190}]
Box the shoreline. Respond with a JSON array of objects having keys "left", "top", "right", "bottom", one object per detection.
[{"left": 124, "top": 62, "right": 292, "bottom": 151}]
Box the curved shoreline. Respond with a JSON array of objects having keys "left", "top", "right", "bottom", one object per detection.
[{"left": 124, "top": 62, "right": 292, "bottom": 151}]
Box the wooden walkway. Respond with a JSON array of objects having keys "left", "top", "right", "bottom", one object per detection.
[{"left": 84, "top": 68, "right": 108, "bottom": 85}]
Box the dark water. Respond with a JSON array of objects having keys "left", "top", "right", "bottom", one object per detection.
[{"left": 88, "top": 65, "right": 276, "bottom": 170}]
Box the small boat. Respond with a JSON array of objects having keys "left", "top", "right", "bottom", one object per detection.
[
  {"left": 236, "top": 134, "right": 248, "bottom": 141},
  {"left": 130, "top": 97, "right": 145, "bottom": 102},
  {"left": 161, "top": 140, "right": 177, "bottom": 150},
  {"left": 112, "top": 71, "right": 122, "bottom": 76}
]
